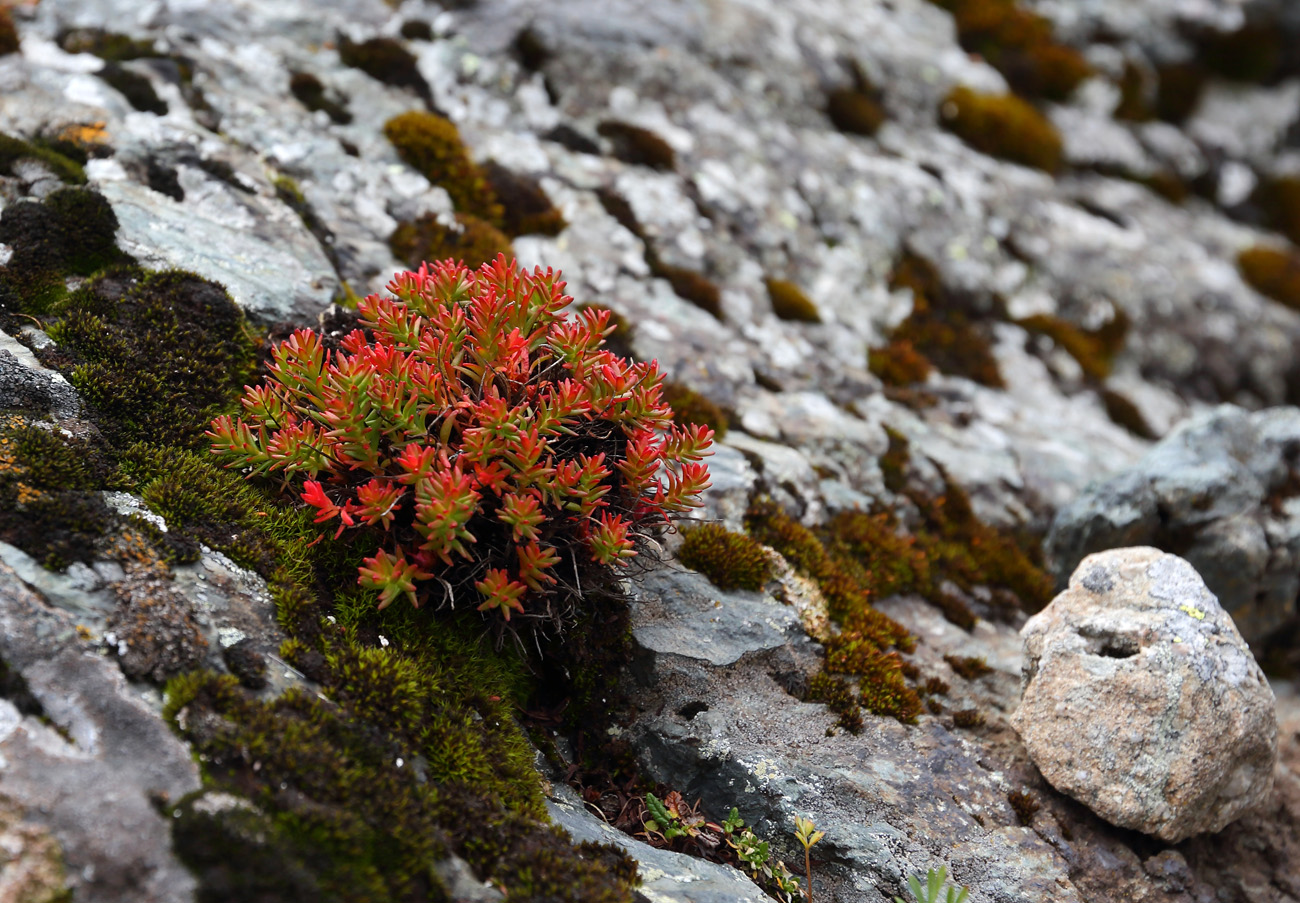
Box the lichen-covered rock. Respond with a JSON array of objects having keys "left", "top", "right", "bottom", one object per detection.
[
  {"left": 1011, "top": 547, "right": 1277, "bottom": 843},
  {"left": 1046, "top": 405, "right": 1300, "bottom": 641}
]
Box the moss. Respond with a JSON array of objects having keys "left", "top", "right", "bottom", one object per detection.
[
  {"left": 806, "top": 672, "right": 864, "bottom": 734},
  {"left": 1017, "top": 313, "right": 1114, "bottom": 380},
  {"left": 922, "top": 676, "right": 950, "bottom": 697},
  {"left": 1153, "top": 63, "right": 1205, "bottom": 124},
  {"left": 596, "top": 121, "right": 676, "bottom": 171},
  {"left": 951, "top": 708, "right": 985, "bottom": 728},
  {"left": 826, "top": 87, "right": 885, "bottom": 137},
  {"left": 546, "top": 124, "right": 601, "bottom": 156},
  {"left": 383, "top": 111, "right": 504, "bottom": 227},
  {"left": 1239, "top": 244, "right": 1300, "bottom": 310},
  {"left": 885, "top": 253, "right": 1004, "bottom": 388},
  {"left": 99, "top": 63, "right": 167, "bottom": 115},
  {"left": 0, "top": 132, "right": 87, "bottom": 184},
  {"left": 57, "top": 28, "right": 158, "bottom": 61},
  {"left": 0, "top": 6, "right": 18, "bottom": 56},
  {"left": 879, "top": 427, "right": 911, "bottom": 494},
  {"left": 659, "top": 382, "right": 728, "bottom": 439},
  {"left": 1200, "top": 22, "right": 1284, "bottom": 84},
  {"left": 389, "top": 213, "right": 514, "bottom": 272},
  {"left": 399, "top": 20, "right": 433, "bottom": 42},
  {"left": 869, "top": 340, "right": 933, "bottom": 387},
  {"left": 653, "top": 259, "right": 722, "bottom": 319},
  {"left": 764, "top": 278, "right": 821, "bottom": 323},
  {"left": 289, "top": 71, "right": 352, "bottom": 124},
  {"left": 481, "top": 161, "right": 566, "bottom": 237},
  {"left": 944, "top": 654, "right": 992, "bottom": 680},
  {"left": 678, "top": 524, "right": 773, "bottom": 592},
  {"left": 1100, "top": 387, "right": 1157, "bottom": 440},
  {"left": 512, "top": 26, "right": 550, "bottom": 72},
  {"left": 44, "top": 268, "right": 256, "bottom": 447},
  {"left": 1113, "top": 61, "right": 1153, "bottom": 122},
  {"left": 1008, "top": 789, "right": 1040, "bottom": 825},
  {"left": 1250, "top": 178, "right": 1300, "bottom": 247},
  {"left": 1136, "top": 170, "right": 1190, "bottom": 204},
  {"left": 338, "top": 36, "right": 432, "bottom": 106},
  {"left": 930, "top": 0, "right": 1090, "bottom": 101},
  {"left": 940, "top": 85, "right": 1062, "bottom": 173}
]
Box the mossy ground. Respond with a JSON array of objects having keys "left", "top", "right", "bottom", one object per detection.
[
  {"left": 384, "top": 111, "right": 504, "bottom": 228},
  {"left": 940, "top": 86, "right": 1062, "bottom": 173},
  {"left": 678, "top": 524, "right": 773, "bottom": 592}
]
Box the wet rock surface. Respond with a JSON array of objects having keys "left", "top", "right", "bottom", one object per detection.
[{"left": 1012, "top": 547, "right": 1277, "bottom": 843}]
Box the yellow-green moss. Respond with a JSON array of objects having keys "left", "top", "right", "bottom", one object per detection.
[
  {"left": 826, "top": 87, "right": 885, "bottom": 137},
  {"left": 383, "top": 111, "right": 504, "bottom": 227},
  {"left": 678, "top": 524, "right": 773, "bottom": 591},
  {"left": 765, "top": 278, "right": 821, "bottom": 323},
  {"left": 0, "top": 132, "right": 86, "bottom": 184},
  {"left": 0, "top": 7, "right": 18, "bottom": 56},
  {"left": 940, "top": 85, "right": 1062, "bottom": 173},
  {"left": 389, "top": 213, "right": 513, "bottom": 271},
  {"left": 1239, "top": 244, "right": 1300, "bottom": 310},
  {"left": 929, "top": 0, "right": 1090, "bottom": 101},
  {"left": 660, "top": 381, "right": 728, "bottom": 439},
  {"left": 596, "top": 121, "right": 675, "bottom": 171}
]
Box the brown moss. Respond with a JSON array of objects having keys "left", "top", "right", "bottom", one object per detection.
[
  {"left": 596, "top": 121, "right": 675, "bottom": 171},
  {"left": 944, "top": 654, "right": 992, "bottom": 680},
  {"left": 383, "top": 111, "right": 504, "bottom": 227},
  {"left": 660, "top": 382, "right": 728, "bottom": 440},
  {"left": 482, "top": 161, "right": 566, "bottom": 237},
  {"left": 1137, "top": 170, "right": 1190, "bottom": 204},
  {"left": 806, "top": 672, "right": 864, "bottom": 735},
  {"left": 1101, "top": 387, "right": 1158, "bottom": 440},
  {"left": 826, "top": 88, "right": 885, "bottom": 137},
  {"left": 1239, "top": 244, "right": 1300, "bottom": 310},
  {"left": 338, "top": 36, "right": 432, "bottom": 106},
  {"left": 1154, "top": 63, "right": 1206, "bottom": 124},
  {"left": 400, "top": 20, "right": 433, "bottom": 42},
  {"left": 1200, "top": 22, "right": 1284, "bottom": 84},
  {"left": 869, "top": 339, "right": 933, "bottom": 387},
  {"left": 677, "top": 524, "right": 773, "bottom": 592},
  {"left": 1008, "top": 789, "right": 1041, "bottom": 825},
  {"left": 764, "top": 278, "right": 821, "bottom": 323},
  {"left": 1250, "top": 177, "right": 1300, "bottom": 247},
  {"left": 930, "top": 0, "right": 1090, "bottom": 101},
  {"left": 0, "top": 7, "right": 18, "bottom": 56},
  {"left": 389, "top": 213, "right": 513, "bottom": 271},
  {"left": 878, "top": 426, "right": 911, "bottom": 494},
  {"left": 1017, "top": 313, "right": 1113, "bottom": 381},
  {"left": 1113, "top": 61, "right": 1153, "bottom": 122},
  {"left": 289, "top": 71, "right": 352, "bottom": 124},
  {"left": 940, "top": 86, "right": 1062, "bottom": 173},
  {"left": 951, "top": 708, "right": 985, "bottom": 729},
  {"left": 653, "top": 260, "right": 722, "bottom": 319}
]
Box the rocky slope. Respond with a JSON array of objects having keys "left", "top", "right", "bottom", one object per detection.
[{"left": 1, "top": 0, "right": 1299, "bottom": 900}]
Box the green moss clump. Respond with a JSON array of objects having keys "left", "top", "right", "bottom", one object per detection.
[
  {"left": 45, "top": 268, "right": 256, "bottom": 447},
  {"left": 99, "top": 63, "right": 167, "bottom": 115},
  {"left": 940, "top": 85, "right": 1062, "bottom": 173},
  {"left": 765, "top": 278, "right": 821, "bottom": 323},
  {"left": 885, "top": 253, "right": 1004, "bottom": 388},
  {"left": 678, "top": 524, "right": 773, "bottom": 592},
  {"left": 482, "top": 161, "right": 566, "bottom": 237},
  {"left": 596, "top": 121, "right": 676, "bottom": 171},
  {"left": 289, "top": 71, "right": 352, "bottom": 124},
  {"left": 0, "top": 7, "right": 18, "bottom": 56},
  {"left": 944, "top": 654, "right": 993, "bottom": 680},
  {"left": 383, "top": 111, "right": 504, "bottom": 227},
  {"left": 1239, "top": 244, "right": 1300, "bottom": 310},
  {"left": 827, "top": 87, "right": 885, "bottom": 136},
  {"left": 389, "top": 213, "right": 514, "bottom": 271},
  {"left": 0, "top": 132, "right": 87, "bottom": 184},
  {"left": 1100, "top": 387, "right": 1157, "bottom": 440},
  {"left": 338, "top": 36, "right": 432, "bottom": 106},
  {"left": 660, "top": 381, "right": 728, "bottom": 439}
]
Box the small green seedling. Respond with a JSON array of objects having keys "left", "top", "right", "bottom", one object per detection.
[
  {"left": 793, "top": 815, "right": 825, "bottom": 903},
  {"left": 895, "top": 866, "right": 970, "bottom": 903}
]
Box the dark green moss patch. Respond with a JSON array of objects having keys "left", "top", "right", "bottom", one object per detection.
[
  {"left": 482, "top": 161, "right": 566, "bottom": 237},
  {"left": 390, "top": 213, "right": 513, "bottom": 271},
  {"left": 940, "top": 86, "right": 1062, "bottom": 173},
  {"left": 678, "top": 524, "right": 773, "bottom": 592},
  {"left": 0, "top": 132, "right": 87, "bottom": 184},
  {"left": 1100, "top": 387, "right": 1157, "bottom": 440},
  {"left": 596, "top": 121, "right": 675, "bottom": 171},
  {"left": 384, "top": 111, "right": 504, "bottom": 227},
  {"left": 765, "top": 278, "right": 821, "bottom": 323},
  {"left": 0, "top": 7, "right": 18, "bottom": 57},
  {"left": 289, "top": 71, "right": 352, "bottom": 124},
  {"left": 43, "top": 268, "right": 256, "bottom": 448},
  {"left": 660, "top": 381, "right": 728, "bottom": 439},
  {"left": 338, "top": 36, "right": 432, "bottom": 107},
  {"left": 99, "top": 63, "right": 167, "bottom": 115},
  {"left": 827, "top": 87, "right": 885, "bottom": 137},
  {"left": 400, "top": 19, "right": 434, "bottom": 42},
  {"left": 882, "top": 252, "right": 1004, "bottom": 388}
]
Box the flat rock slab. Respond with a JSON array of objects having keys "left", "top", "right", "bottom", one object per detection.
[{"left": 1012, "top": 547, "right": 1277, "bottom": 843}]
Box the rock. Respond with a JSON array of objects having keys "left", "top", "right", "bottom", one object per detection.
[
  {"left": 1011, "top": 547, "right": 1277, "bottom": 843},
  {"left": 1046, "top": 406, "right": 1300, "bottom": 642}
]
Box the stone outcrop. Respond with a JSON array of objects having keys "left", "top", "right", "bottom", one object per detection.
[{"left": 1012, "top": 547, "right": 1277, "bottom": 843}]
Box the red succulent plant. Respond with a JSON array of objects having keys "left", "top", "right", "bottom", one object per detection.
[{"left": 209, "top": 256, "right": 712, "bottom": 626}]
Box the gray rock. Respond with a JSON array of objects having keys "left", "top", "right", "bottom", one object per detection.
[
  {"left": 1012, "top": 547, "right": 1276, "bottom": 843},
  {"left": 1047, "top": 406, "right": 1300, "bottom": 641}
]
